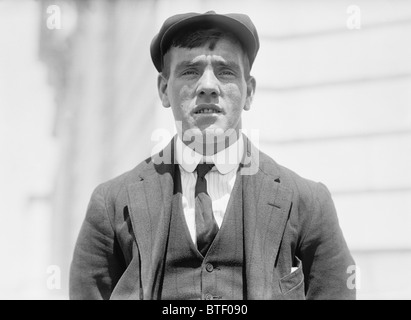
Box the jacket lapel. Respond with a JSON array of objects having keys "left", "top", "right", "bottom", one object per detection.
[
  {"left": 242, "top": 138, "right": 293, "bottom": 299},
  {"left": 126, "top": 139, "right": 177, "bottom": 299}
]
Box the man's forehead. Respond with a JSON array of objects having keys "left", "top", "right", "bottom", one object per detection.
[{"left": 168, "top": 38, "right": 244, "bottom": 66}]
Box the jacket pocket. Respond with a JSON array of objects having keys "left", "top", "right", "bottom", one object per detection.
[{"left": 279, "top": 256, "right": 305, "bottom": 298}]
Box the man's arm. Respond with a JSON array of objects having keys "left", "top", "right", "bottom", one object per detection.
[
  {"left": 299, "top": 182, "right": 356, "bottom": 300},
  {"left": 69, "top": 184, "right": 125, "bottom": 300}
]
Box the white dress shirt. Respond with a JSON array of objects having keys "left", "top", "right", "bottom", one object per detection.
[{"left": 175, "top": 135, "right": 244, "bottom": 245}]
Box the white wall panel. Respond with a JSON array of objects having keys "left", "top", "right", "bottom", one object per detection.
[
  {"left": 245, "top": 78, "right": 411, "bottom": 140},
  {"left": 201, "top": 0, "right": 411, "bottom": 37},
  {"left": 253, "top": 23, "right": 411, "bottom": 89},
  {"left": 257, "top": 134, "right": 411, "bottom": 192},
  {"left": 335, "top": 191, "right": 411, "bottom": 250}
]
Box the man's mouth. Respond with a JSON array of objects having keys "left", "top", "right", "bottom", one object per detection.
[
  {"left": 193, "top": 104, "right": 223, "bottom": 115},
  {"left": 196, "top": 108, "right": 221, "bottom": 114}
]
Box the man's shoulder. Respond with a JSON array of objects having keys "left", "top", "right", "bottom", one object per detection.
[
  {"left": 258, "top": 150, "right": 330, "bottom": 202},
  {"left": 93, "top": 155, "right": 155, "bottom": 199},
  {"left": 258, "top": 150, "right": 339, "bottom": 242}
]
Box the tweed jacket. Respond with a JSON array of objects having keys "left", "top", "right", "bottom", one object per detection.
[{"left": 69, "top": 136, "right": 356, "bottom": 300}]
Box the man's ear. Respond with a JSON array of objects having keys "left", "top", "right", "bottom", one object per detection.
[
  {"left": 244, "top": 76, "right": 256, "bottom": 111},
  {"left": 157, "top": 73, "right": 170, "bottom": 108}
]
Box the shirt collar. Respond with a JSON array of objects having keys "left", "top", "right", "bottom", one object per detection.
[{"left": 175, "top": 134, "right": 244, "bottom": 175}]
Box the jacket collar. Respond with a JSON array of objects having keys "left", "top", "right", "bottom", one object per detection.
[{"left": 175, "top": 134, "right": 244, "bottom": 175}]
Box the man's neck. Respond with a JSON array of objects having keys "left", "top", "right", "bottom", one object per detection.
[
  {"left": 180, "top": 131, "right": 240, "bottom": 156},
  {"left": 175, "top": 131, "right": 244, "bottom": 174}
]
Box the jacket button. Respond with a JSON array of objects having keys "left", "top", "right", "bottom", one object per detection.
[
  {"left": 205, "top": 293, "right": 213, "bottom": 300},
  {"left": 205, "top": 263, "right": 214, "bottom": 272}
]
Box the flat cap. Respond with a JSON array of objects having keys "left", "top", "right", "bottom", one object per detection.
[{"left": 150, "top": 11, "right": 260, "bottom": 72}]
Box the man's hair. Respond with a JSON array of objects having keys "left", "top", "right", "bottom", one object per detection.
[{"left": 161, "top": 28, "right": 251, "bottom": 80}]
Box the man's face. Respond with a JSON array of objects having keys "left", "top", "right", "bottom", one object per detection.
[{"left": 158, "top": 38, "right": 255, "bottom": 145}]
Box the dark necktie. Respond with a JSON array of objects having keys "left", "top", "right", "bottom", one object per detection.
[{"left": 195, "top": 163, "right": 219, "bottom": 256}]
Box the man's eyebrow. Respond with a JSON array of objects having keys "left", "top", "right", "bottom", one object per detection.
[
  {"left": 175, "top": 60, "right": 240, "bottom": 70},
  {"left": 175, "top": 61, "right": 203, "bottom": 70},
  {"left": 214, "top": 61, "right": 240, "bottom": 70}
]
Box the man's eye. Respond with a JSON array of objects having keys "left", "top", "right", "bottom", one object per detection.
[
  {"left": 219, "top": 70, "right": 236, "bottom": 76},
  {"left": 181, "top": 69, "right": 198, "bottom": 76}
]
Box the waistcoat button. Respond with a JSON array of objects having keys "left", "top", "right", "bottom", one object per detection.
[
  {"left": 205, "top": 293, "right": 213, "bottom": 300},
  {"left": 205, "top": 263, "right": 214, "bottom": 272}
]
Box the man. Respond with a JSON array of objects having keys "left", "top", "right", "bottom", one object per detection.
[{"left": 69, "top": 11, "right": 356, "bottom": 300}]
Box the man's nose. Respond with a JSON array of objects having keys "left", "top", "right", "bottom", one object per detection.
[{"left": 196, "top": 69, "right": 220, "bottom": 98}]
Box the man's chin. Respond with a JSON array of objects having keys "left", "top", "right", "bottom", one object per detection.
[{"left": 184, "top": 127, "right": 238, "bottom": 143}]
